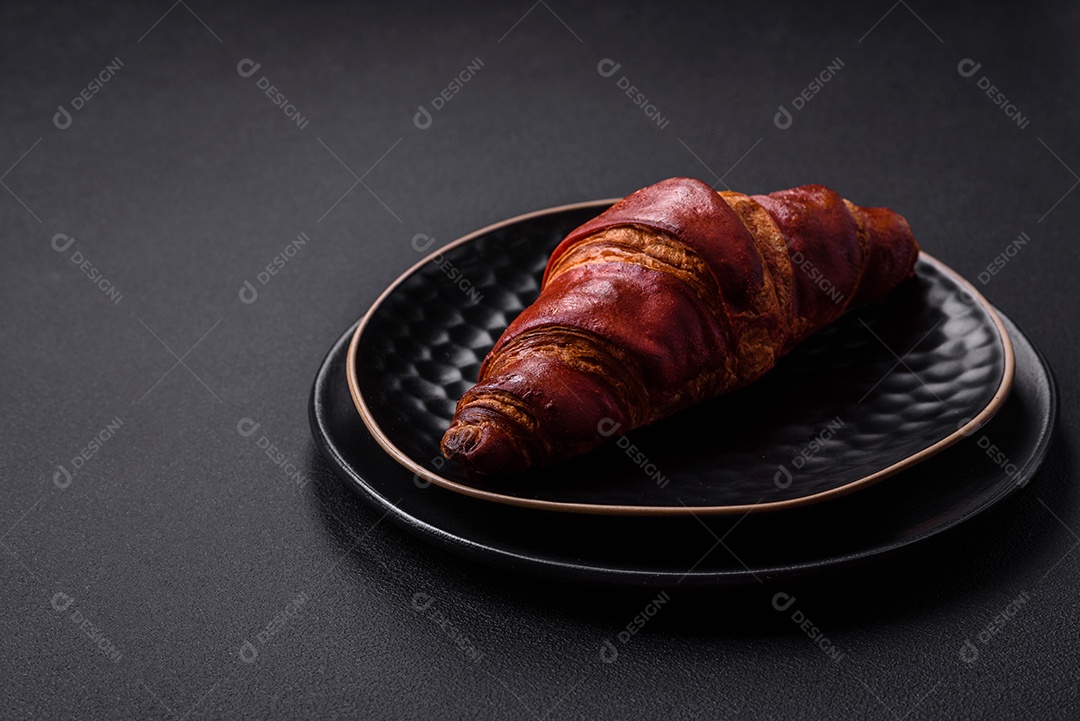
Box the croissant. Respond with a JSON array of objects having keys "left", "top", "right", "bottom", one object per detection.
[{"left": 441, "top": 177, "right": 919, "bottom": 474}]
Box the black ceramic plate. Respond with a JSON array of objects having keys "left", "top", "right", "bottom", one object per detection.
[
  {"left": 311, "top": 312, "right": 1054, "bottom": 586},
  {"left": 346, "top": 201, "right": 1014, "bottom": 515}
]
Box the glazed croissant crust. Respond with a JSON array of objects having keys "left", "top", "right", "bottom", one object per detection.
[{"left": 441, "top": 177, "right": 919, "bottom": 474}]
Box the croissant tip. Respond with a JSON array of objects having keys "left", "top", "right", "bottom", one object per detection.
[
  {"left": 442, "top": 422, "right": 482, "bottom": 457},
  {"left": 442, "top": 419, "right": 532, "bottom": 476}
]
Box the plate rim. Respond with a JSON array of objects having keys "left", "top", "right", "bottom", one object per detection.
[
  {"left": 312, "top": 311, "right": 1055, "bottom": 586},
  {"left": 346, "top": 199, "right": 1016, "bottom": 516}
]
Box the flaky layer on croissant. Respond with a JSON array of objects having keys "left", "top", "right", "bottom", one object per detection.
[{"left": 441, "top": 177, "right": 919, "bottom": 474}]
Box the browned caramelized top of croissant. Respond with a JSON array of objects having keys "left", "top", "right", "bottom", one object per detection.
[{"left": 441, "top": 178, "right": 919, "bottom": 474}]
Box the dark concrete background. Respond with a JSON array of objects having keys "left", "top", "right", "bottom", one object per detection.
[{"left": 2, "top": 1, "right": 1078, "bottom": 718}]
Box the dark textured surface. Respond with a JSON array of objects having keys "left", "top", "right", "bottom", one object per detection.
[
  {"left": 357, "top": 207, "right": 1009, "bottom": 509},
  {"left": 2, "top": 2, "right": 1079, "bottom": 719},
  {"left": 320, "top": 311, "right": 1054, "bottom": 584}
]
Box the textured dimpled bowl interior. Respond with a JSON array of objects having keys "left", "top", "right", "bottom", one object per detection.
[{"left": 353, "top": 202, "right": 1011, "bottom": 513}]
